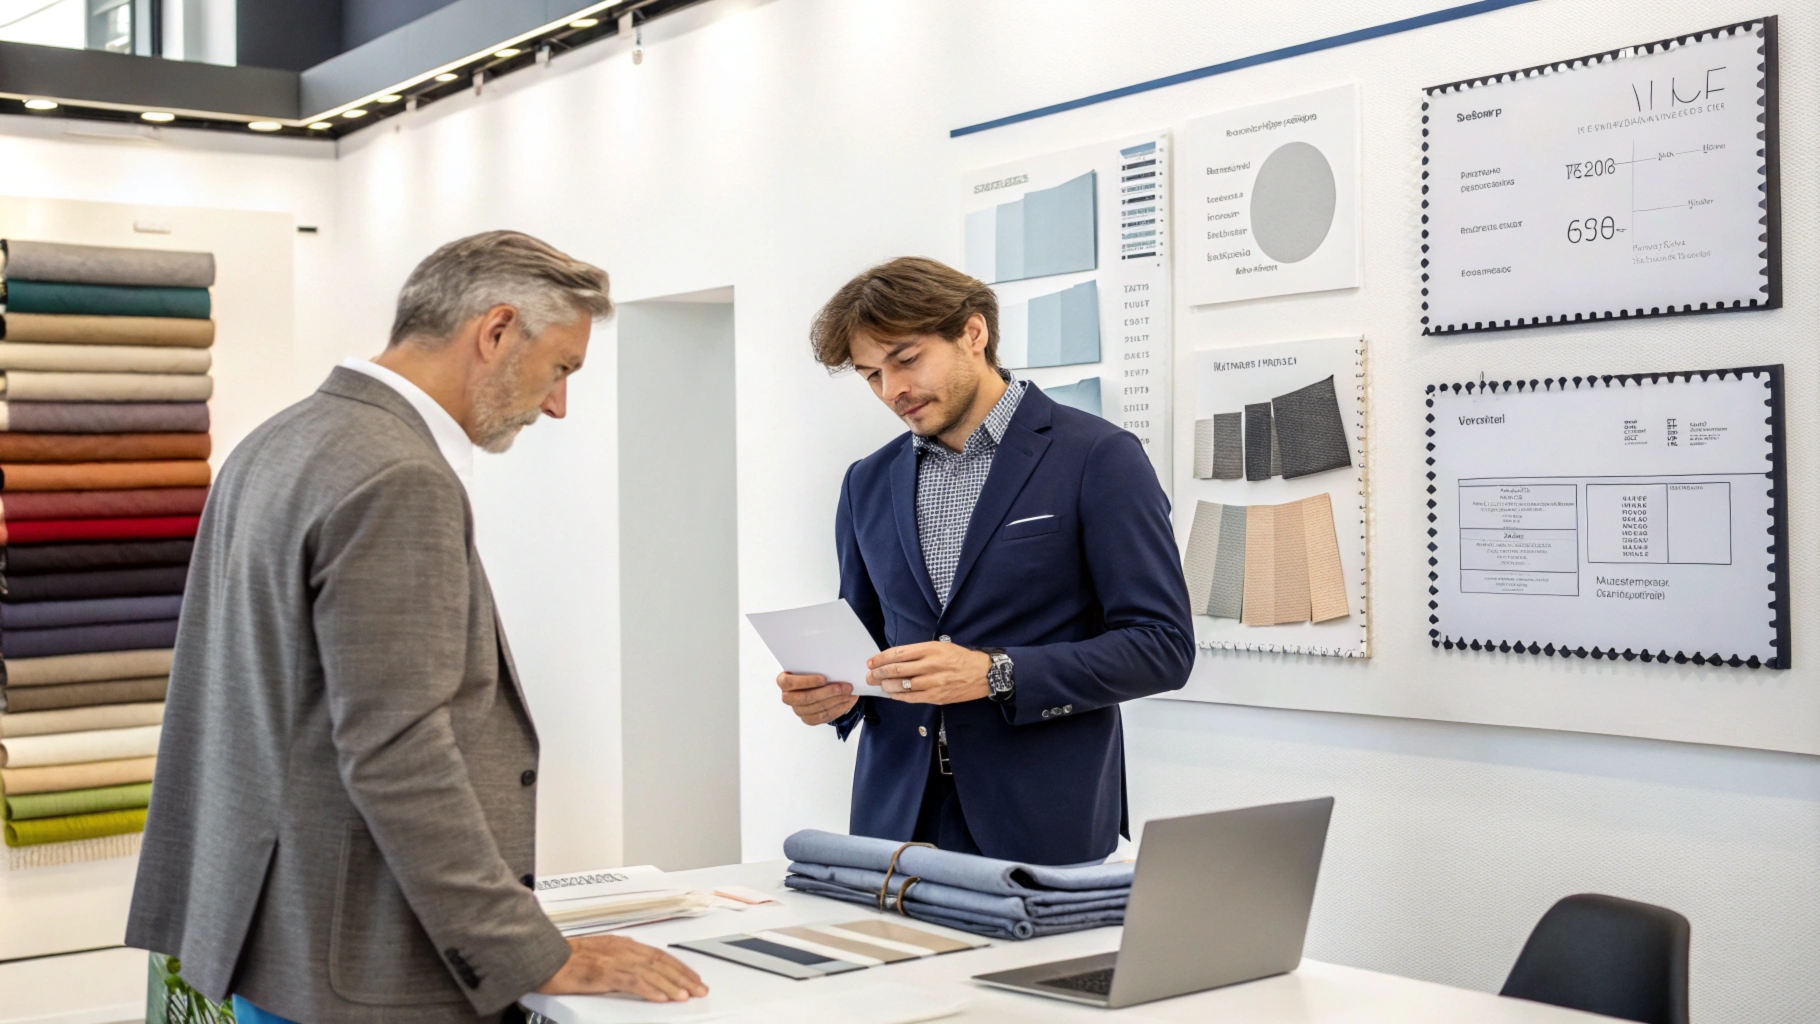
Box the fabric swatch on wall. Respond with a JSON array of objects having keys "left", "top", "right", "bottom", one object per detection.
[
  {"left": 3, "top": 515, "right": 200, "bottom": 544},
  {"left": 0, "top": 701, "right": 163, "bottom": 738},
  {"left": 4, "top": 647, "right": 175, "bottom": 687},
  {"left": 4, "top": 781, "right": 153, "bottom": 821},
  {"left": 1300, "top": 492, "right": 1349, "bottom": 622},
  {"left": 1181, "top": 502, "right": 1223, "bottom": 611},
  {"left": 1269, "top": 424, "right": 1282, "bottom": 477},
  {"left": 1269, "top": 501, "right": 1311, "bottom": 623},
  {"left": 0, "top": 313, "right": 214, "bottom": 347},
  {"left": 3, "top": 240, "right": 215, "bottom": 289},
  {"left": 6, "top": 539, "right": 194, "bottom": 574},
  {"left": 0, "top": 460, "right": 211, "bottom": 492},
  {"left": 0, "top": 343, "right": 211, "bottom": 375},
  {"left": 2, "top": 281, "right": 210, "bottom": 319},
  {"left": 1211, "top": 412, "right": 1243, "bottom": 480},
  {"left": 0, "top": 401, "right": 209, "bottom": 433},
  {"left": 1243, "top": 403, "right": 1274, "bottom": 481},
  {"left": 0, "top": 676, "right": 168, "bottom": 713},
  {"left": 1192, "top": 420, "right": 1215, "bottom": 479},
  {"left": 0, "top": 371, "right": 213, "bottom": 403},
  {"left": 0, "top": 564, "right": 188, "bottom": 602},
  {"left": 0, "top": 754, "right": 156, "bottom": 795},
  {"left": 4, "top": 806, "right": 147, "bottom": 847},
  {"left": 1241, "top": 504, "right": 1276, "bottom": 624},
  {"left": 3, "top": 618, "right": 181, "bottom": 660},
  {"left": 1208, "top": 503, "right": 1247, "bottom": 619},
  {"left": 1271, "top": 376, "right": 1352, "bottom": 479},
  {"left": 0, "top": 723, "right": 161, "bottom": 769},
  {"left": 0, "top": 432, "right": 210, "bottom": 462}
]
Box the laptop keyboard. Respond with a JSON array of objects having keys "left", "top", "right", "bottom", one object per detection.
[{"left": 1039, "top": 967, "right": 1115, "bottom": 996}]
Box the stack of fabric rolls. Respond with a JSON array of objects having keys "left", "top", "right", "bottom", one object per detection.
[{"left": 0, "top": 239, "right": 213, "bottom": 868}]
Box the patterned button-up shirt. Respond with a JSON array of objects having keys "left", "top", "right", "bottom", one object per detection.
[{"left": 914, "top": 375, "right": 1027, "bottom": 609}]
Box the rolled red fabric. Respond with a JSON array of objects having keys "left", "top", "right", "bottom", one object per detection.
[
  {"left": 0, "top": 486, "right": 209, "bottom": 520},
  {"left": 0, "top": 433, "right": 210, "bottom": 462},
  {"left": 4, "top": 516, "right": 199, "bottom": 544},
  {"left": 0, "top": 460, "right": 211, "bottom": 492}
]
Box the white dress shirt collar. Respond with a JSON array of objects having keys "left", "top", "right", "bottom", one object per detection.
[{"left": 339, "top": 357, "right": 475, "bottom": 487}]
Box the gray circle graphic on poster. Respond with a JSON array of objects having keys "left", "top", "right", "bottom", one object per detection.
[{"left": 1250, "top": 141, "right": 1336, "bottom": 264}]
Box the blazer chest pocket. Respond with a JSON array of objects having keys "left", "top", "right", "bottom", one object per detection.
[
  {"left": 329, "top": 822, "right": 466, "bottom": 1005},
  {"left": 1001, "top": 514, "right": 1061, "bottom": 541}
]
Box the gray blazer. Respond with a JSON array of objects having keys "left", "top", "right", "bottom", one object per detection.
[{"left": 128, "top": 368, "right": 572, "bottom": 1022}]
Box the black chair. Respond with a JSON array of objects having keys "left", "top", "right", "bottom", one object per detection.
[{"left": 1500, "top": 893, "right": 1690, "bottom": 1024}]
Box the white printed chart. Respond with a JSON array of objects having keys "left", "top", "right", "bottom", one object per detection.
[
  {"left": 1181, "top": 85, "right": 1360, "bottom": 305},
  {"left": 963, "top": 132, "right": 1172, "bottom": 484},
  {"left": 1421, "top": 18, "right": 1780, "bottom": 333},
  {"left": 1427, "top": 367, "right": 1787, "bottom": 667}
]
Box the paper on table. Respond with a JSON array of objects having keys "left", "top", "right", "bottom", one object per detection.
[
  {"left": 746, "top": 599, "right": 881, "bottom": 689},
  {"left": 535, "top": 865, "right": 711, "bottom": 935}
]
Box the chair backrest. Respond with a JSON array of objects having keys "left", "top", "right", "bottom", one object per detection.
[{"left": 1500, "top": 893, "right": 1690, "bottom": 1024}]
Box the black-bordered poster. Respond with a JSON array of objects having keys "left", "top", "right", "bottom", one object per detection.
[
  {"left": 1426, "top": 367, "right": 1787, "bottom": 668},
  {"left": 1421, "top": 18, "right": 1780, "bottom": 334}
]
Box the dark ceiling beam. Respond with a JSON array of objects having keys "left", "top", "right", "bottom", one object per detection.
[{"left": 0, "top": 39, "right": 299, "bottom": 121}]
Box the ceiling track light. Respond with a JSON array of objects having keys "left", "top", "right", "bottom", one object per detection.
[
  {"left": 247, "top": 121, "right": 281, "bottom": 132},
  {"left": 23, "top": 98, "right": 57, "bottom": 110},
  {"left": 140, "top": 111, "right": 174, "bottom": 122}
]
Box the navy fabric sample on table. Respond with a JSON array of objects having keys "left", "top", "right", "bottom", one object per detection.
[
  {"left": 1, "top": 564, "right": 188, "bottom": 602},
  {"left": 4, "top": 539, "right": 194, "bottom": 575},
  {"left": 0, "top": 593, "right": 182, "bottom": 629},
  {"left": 1244, "top": 401, "right": 1275, "bottom": 481},
  {"left": 3, "top": 617, "right": 180, "bottom": 659},
  {"left": 1270, "top": 375, "right": 1352, "bottom": 479},
  {"left": 2, "top": 281, "right": 211, "bottom": 319}
]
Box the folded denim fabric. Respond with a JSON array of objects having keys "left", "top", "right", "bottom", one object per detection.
[
  {"left": 4, "top": 516, "right": 199, "bottom": 544},
  {"left": 4, "top": 647, "right": 174, "bottom": 686},
  {"left": 781, "top": 876, "right": 1124, "bottom": 940},
  {"left": 0, "top": 723, "right": 160, "bottom": 768},
  {"left": 3, "top": 618, "right": 180, "bottom": 659},
  {"left": 0, "top": 432, "right": 209, "bottom": 462},
  {"left": 786, "top": 861, "right": 1129, "bottom": 918},
  {"left": 0, "top": 676, "right": 167, "bottom": 712},
  {"left": 781, "top": 830, "right": 1134, "bottom": 893},
  {"left": 6, "top": 539, "right": 194, "bottom": 574},
  {"left": 0, "top": 700, "right": 163, "bottom": 737},
  {"left": 4, "top": 806, "right": 146, "bottom": 847},
  {"left": 2, "top": 488, "right": 208, "bottom": 521},
  {"left": 1, "top": 313, "right": 214, "bottom": 347},
  {"left": 0, "top": 401, "right": 210, "bottom": 433},
  {"left": 0, "top": 373, "right": 213, "bottom": 403},
  {"left": 1, "top": 565, "right": 187, "bottom": 602},
  {"left": 0, "top": 343, "right": 211, "bottom": 374},
  {"left": 4, "top": 781, "right": 152, "bottom": 820},
  {"left": 3, "top": 241, "right": 215, "bottom": 288},
  {"left": 3, "top": 281, "right": 209, "bottom": 319}
]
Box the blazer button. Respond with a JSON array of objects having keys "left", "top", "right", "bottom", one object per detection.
[
  {"left": 1063, "top": 704, "right": 1073, "bottom": 713},
  {"left": 520, "top": 769, "right": 537, "bottom": 787},
  {"left": 522, "top": 873, "right": 535, "bottom": 889},
  {"left": 918, "top": 726, "right": 928, "bottom": 737},
  {"left": 1041, "top": 709, "right": 1052, "bottom": 718}
]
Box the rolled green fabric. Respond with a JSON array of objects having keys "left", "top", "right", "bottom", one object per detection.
[
  {"left": 4, "top": 282, "right": 209, "bottom": 320},
  {"left": 4, "top": 781, "right": 150, "bottom": 820},
  {"left": 3, "top": 805, "right": 144, "bottom": 846}
]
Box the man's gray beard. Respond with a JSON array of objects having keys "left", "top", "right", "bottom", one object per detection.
[{"left": 471, "top": 348, "right": 543, "bottom": 453}]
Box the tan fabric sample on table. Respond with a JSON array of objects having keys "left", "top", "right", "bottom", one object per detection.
[
  {"left": 4, "top": 648, "right": 175, "bottom": 687},
  {"left": 1, "top": 460, "right": 211, "bottom": 491},
  {"left": 0, "top": 723, "right": 161, "bottom": 768},
  {"left": 0, "top": 701, "right": 164, "bottom": 738},
  {"left": 0, "top": 344, "right": 211, "bottom": 375},
  {"left": 0, "top": 754, "right": 156, "bottom": 795},
  {"left": 0, "top": 372, "right": 213, "bottom": 403},
  {"left": 1301, "top": 493, "right": 1350, "bottom": 622},
  {"left": 1, "top": 676, "right": 169, "bottom": 713},
  {"left": 0, "top": 313, "right": 214, "bottom": 347},
  {"left": 0, "top": 433, "right": 210, "bottom": 463}
]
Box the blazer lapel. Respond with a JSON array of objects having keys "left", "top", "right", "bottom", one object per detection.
[
  {"left": 943, "top": 389, "right": 1054, "bottom": 610},
  {"left": 890, "top": 439, "right": 941, "bottom": 616}
]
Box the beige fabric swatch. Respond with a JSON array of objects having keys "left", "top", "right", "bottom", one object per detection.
[
  {"left": 0, "top": 755, "right": 155, "bottom": 795},
  {"left": 1192, "top": 419, "right": 1215, "bottom": 479},
  {"left": 1, "top": 313, "right": 214, "bottom": 348},
  {"left": 5, "top": 648, "right": 175, "bottom": 687},
  {"left": 1181, "top": 501, "right": 1223, "bottom": 614},
  {"left": 0, "top": 701, "right": 163, "bottom": 739},
  {"left": 1301, "top": 492, "right": 1350, "bottom": 622},
  {"left": 1242, "top": 504, "right": 1276, "bottom": 625},
  {"left": 0, "top": 344, "right": 211, "bottom": 374},
  {"left": 0, "top": 371, "right": 213, "bottom": 402},
  {"left": 1271, "top": 499, "right": 1311, "bottom": 623},
  {"left": 0, "top": 723, "right": 161, "bottom": 768}
]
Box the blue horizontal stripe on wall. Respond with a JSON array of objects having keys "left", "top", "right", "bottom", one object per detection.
[{"left": 949, "top": 0, "right": 1542, "bottom": 137}]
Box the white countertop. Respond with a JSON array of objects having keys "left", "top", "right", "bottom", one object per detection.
[{"left": 523, "top": 860, "right": 1616, "bottom": 1024}]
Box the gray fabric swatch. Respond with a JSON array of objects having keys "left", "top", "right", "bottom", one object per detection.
[
  {"left": 1193, "top": 420, "right": 1215, "bottom": 479},
  {"left": 1211, "top": 412, "right": 1243, "bottom": 480},
  {"left": 1271, "top": 375, "right": 1352, "bottom": 479},
  {"left": 4, "top": 241, "right": 215, "bottom": 289},
  {"left": 1208, "top": 504, "right": 1247, "bottom": 619},
  {"left": 1244, "top": 403, "right": 1274, "bottom": 481},
  {"left": 1182, "top": 502, "right": 1222, "bottom": 613}
]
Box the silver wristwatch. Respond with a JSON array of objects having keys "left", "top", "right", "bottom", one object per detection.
[{"left": 981, "top": 647, "right": 1015, "bottom": 703}]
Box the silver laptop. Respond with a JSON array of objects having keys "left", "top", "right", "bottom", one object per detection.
[{"left": 972, "top": 796, "right": 1333, "bottom": 1009}]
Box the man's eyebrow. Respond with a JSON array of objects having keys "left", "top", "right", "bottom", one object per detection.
[{"left": 853, "top": 338, "right": 919, "bottom": 371}]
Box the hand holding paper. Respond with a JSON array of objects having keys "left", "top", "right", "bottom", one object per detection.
[{"left": 748, "top": 600, "right": 881, "bottom": 726}]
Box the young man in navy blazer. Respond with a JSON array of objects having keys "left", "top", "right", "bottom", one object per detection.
[{"left": 777, "top": 257, "right": 1194, "bottom": 866}]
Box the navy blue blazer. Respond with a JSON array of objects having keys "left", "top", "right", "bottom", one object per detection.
[{"left": 832, "top": 384, "right": 1194, "bottom": 865}]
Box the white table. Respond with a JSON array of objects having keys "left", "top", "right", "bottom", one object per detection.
[{"left": 524, "top": 860, "right": 1616, "bottom": 1024}]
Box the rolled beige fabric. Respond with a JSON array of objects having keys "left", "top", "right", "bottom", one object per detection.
[
  {"left": 4, "top": 648, "right": 175, "bottom": 687},
  {"left": 0, "top": 460, "right": 211, "bottom": 491},
  {"left": 0, "top": 372, "right": 212, "bottom": 402},
  {"left": 0, "top": 723, "right": 161, "bottom": 768},
  {"left": 0, "top": 343, "right": 210, "bottom": 374},
  {"left": 0, "top": 701, "right": 164, "bottom": 738},
  {"left": 1, "top": 313, "right": 214, "bottom": 347},
  {"left": 0, "top": 754, "right": 155, "bottom": 795}
]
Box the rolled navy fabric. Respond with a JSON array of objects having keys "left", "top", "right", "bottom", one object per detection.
[
  {"left": 2, "top": 281, "right": 210, "bottom": 319},
  {"left": 0, "top": 594, "right": 181, "bottom": 629}
]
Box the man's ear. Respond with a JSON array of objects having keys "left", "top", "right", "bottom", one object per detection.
[
  {"left": 474, "top": 305, "right": 519, "bottom": 363},
  {"left": 965, "top": 312, "right": 990, "bottom": 356}
]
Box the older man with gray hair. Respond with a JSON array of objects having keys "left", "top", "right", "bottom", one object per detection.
[{"left": 128, "top": 231, "right": 706, "bottom": 1023}]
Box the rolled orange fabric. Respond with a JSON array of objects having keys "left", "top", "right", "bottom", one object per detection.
[
  {"left": 0, "top": 461, "right": 211, "bottom": 492},
  {"left": 0, "top": 433, "right": 210, "bottom": 462}
]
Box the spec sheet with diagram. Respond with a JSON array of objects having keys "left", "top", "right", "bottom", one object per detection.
[{"left": 1428, "top": 368, "right": 1786, "bottom": 666}]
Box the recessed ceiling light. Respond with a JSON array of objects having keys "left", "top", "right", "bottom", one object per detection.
[
  {"left": 141, "top": 111, "right": 175, "bottom": 122},
  {"left": 435, "top": 72, "right": 460, "bottom": 82},
  {"left": 569, "top": 17, "right": 599, "bottom": 28},
  {"left": 308, "top": 121, "right": 334, "bottom": 130},
  {"left": 23, "top": 99, "right": 57, "bottom": 110},
  {"left": 342, "top": 108, "right": 368, "bottom": 118},
  {"left": 494, "top": 47, "right": 521, "bottom": 58},
  {"left": 377, "top": 93, "right": 403, "bottom": 103},
  {"left": 248, "top": 121, "right": 281, "bottom": 132}
]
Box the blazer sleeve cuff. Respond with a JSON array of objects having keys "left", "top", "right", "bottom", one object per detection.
[
  {"left": 997, "top": 645, "right": 1086, "bottom": 726},
  {"left": 461, "top": 917, "right": 573, "bottom": 1015}
]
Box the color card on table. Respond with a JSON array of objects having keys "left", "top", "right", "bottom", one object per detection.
[{"left": 675, "top": 918, "right": 986, "bottom": 980}]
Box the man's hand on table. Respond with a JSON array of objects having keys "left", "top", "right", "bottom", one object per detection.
[
  {"left": 868, "top": 642, "right": 991, "bottom": 705},
  {"left": 777, "top": 671, "right": 858, "bottom": 725},
  {"left": 536, "top": 935, "right": 708, "bottom": 1002}
]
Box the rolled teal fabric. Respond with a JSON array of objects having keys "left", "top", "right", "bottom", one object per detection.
[{"left": 4, "top": 282, "right": 209, "bottom": 319}]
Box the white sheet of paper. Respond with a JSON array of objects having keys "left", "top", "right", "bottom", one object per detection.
[{"left": 746, "top": 599, "right": 882, "bottom": 689}]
